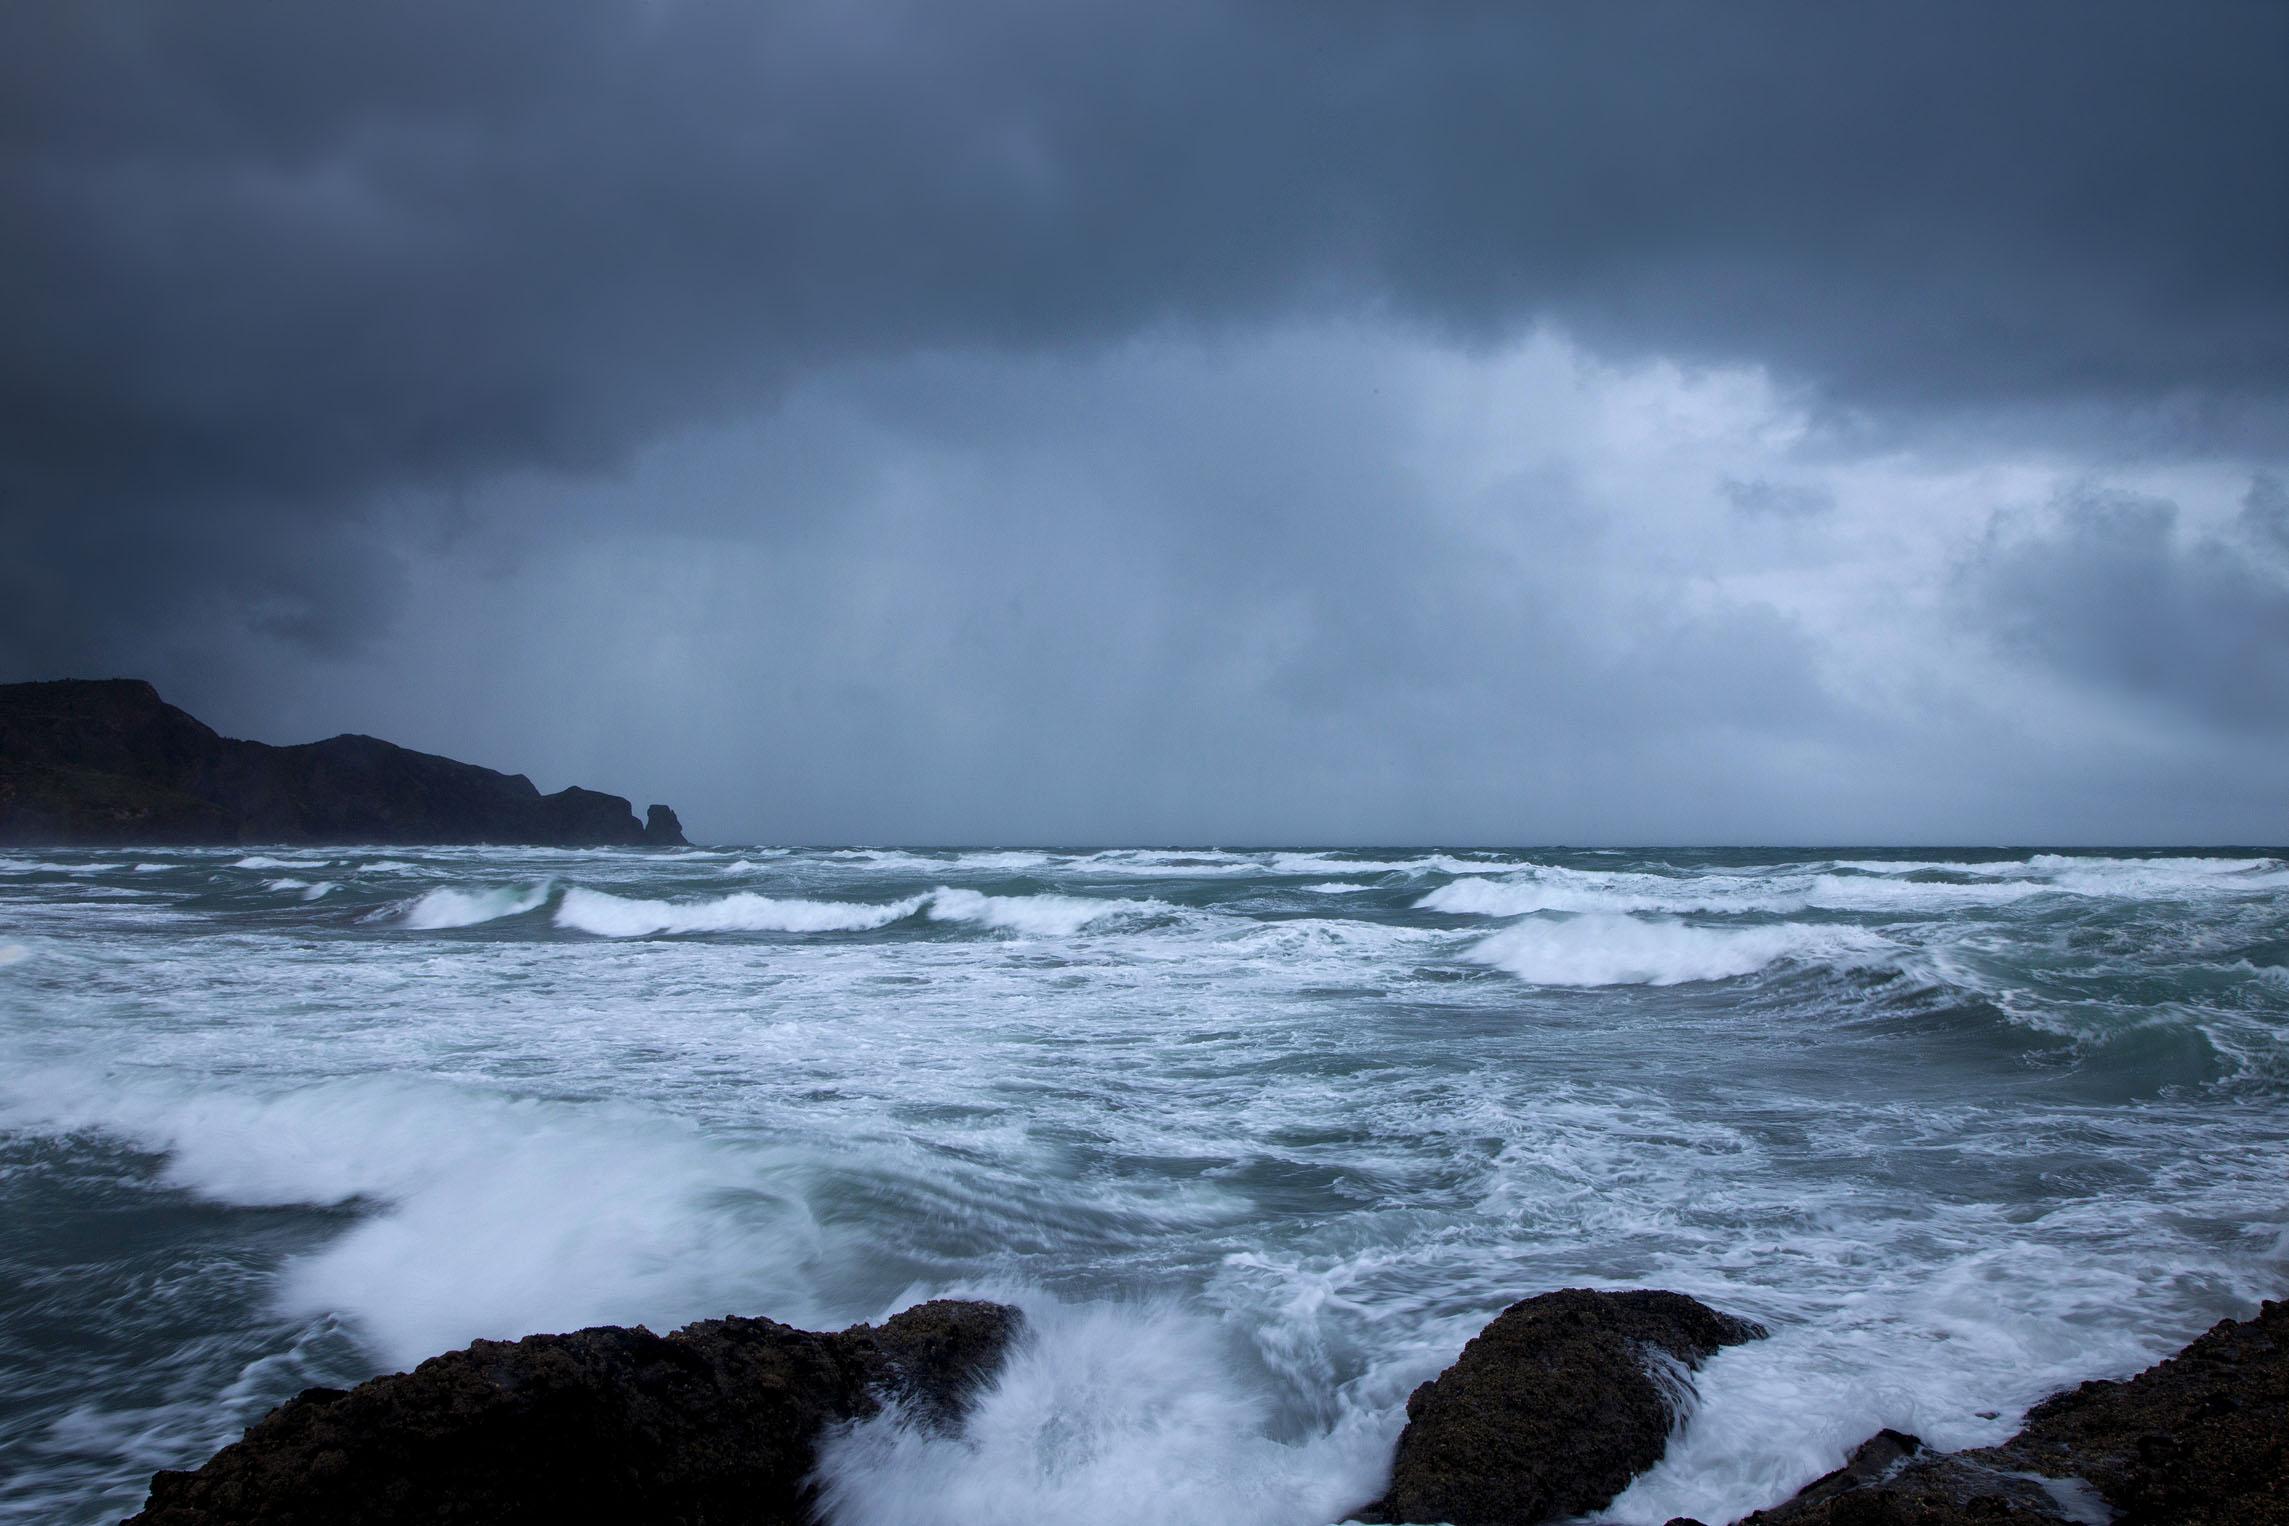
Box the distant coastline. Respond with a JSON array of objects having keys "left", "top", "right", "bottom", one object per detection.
[{"left": 0, "top": 678, "right": 686, "bottom": 848}]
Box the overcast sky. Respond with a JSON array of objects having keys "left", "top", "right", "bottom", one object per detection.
[{"left": 5, "top": 1, "right": 2285, "bottom": 843}]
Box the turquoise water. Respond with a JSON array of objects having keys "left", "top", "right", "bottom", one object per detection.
[{"left": 1, "top": 846, "right": 2284, "bottom": 1523}]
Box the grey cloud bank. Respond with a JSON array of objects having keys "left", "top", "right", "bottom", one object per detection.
[
  {"left": 1964, "top": 482, "right": 2289, "bottom": 736},
  {"left": 2, "top": 1, "right": 2284, "bottom": 841}
]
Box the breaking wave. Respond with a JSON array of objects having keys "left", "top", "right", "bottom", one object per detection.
[
  {"left": 554, "top": 887, "right": 929, "bottom": 936},
  {"left": 550, "top": 886, "right": 1160, "bottom": 938},
  {"left": 1466, "top": 913, "right": 1896, "bottom": 987},
  {"left": 0, "top": 1064, "right": 836, "bottom": 1369},
  {"left": 925, "top": 888, "right": 1156, "bottom": 936},
  {"left": 1419, "top": 855, "right": 2289, "bottom": 921},
  {"left": 399, "top": 883, "right": 552, "bottom": 930},
  {"left": 816, "top": 1299, "right": 1393, "bottom": 1526}
]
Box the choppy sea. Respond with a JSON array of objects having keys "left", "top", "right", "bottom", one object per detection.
[{"left": 1, "top": 846, "right": 2284, "bottom": 1524}]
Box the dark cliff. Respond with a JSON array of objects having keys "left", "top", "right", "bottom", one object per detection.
[{"left": 0, "top": 679, "right": 689, "bottom": 847}]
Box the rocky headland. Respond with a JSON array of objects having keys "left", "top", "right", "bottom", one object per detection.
[
  {"left": 122, "top": 1291, "right": 2284, "bottom": 1524},
  {"left": 0, "top": 678, "right": 687, "bottom": 847}
]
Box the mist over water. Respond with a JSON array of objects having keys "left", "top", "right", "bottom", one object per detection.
[{"left": 1, "top": 845, "right": 2284, "bottom": 1524}]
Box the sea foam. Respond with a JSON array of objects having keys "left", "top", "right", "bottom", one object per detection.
[
  {"left": 816, "top": 1298, "right": 1395, "bottom": 1526},
  {"left": 0, "top": 1064, "right": 840, "bottom": 1370}
]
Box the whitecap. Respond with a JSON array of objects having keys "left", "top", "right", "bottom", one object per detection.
[
  {"left": 1420, "top": 868, "right": 2048, "bottom": 918},
  {"left": 1465, "top": 913, "right": 1895, "bottom": 987},
  {"left": 549, "top": 885, "right": 1154, "bottom": 938},
  {"left": 400, "top": 882, "right": 552, "bottom": 930},
  {"left": 925, "top": 888, "right": 1156, "bottom": 936},
  {"left": 554, "top": 886, "right": 929, "bottom": 936}
]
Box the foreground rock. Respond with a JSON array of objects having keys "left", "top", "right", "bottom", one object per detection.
[
  {"left": 1727, "top": 1429, "right": 2100, "bottom": 1525},
  {"left": 128, "top": 1300, "right": 1019, "bottom": 1525},
  {"left": 1367, "top": 1288, "right": 1766, "bottom": 1526},
  {"left": 1739, "top": 1298, "right": 2287, "bottom": 1525},
  {"left": 0, "top": 678, "right": 688, "bottom": 846}
]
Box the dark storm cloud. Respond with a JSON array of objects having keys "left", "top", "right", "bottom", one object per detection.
[
  {"left": 4, "top": 1, "right": 2286, "bottom": 839},
  {"left": 5, "top": 0, "right": 2287, "bottom": 662},
  {"left": 1962, "top": 480, "right": 2289, "bottom": 734},
  {"left": 237, "top": 332, "right": 1873, "bottom": 843}
]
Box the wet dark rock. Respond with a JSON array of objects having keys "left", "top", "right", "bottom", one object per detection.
[
  {"left": 0, "top": 678, "right": 688, "bottom": 847},
  {"left": 643, "top": 802, "right": 688, "bottom": 847},
  {"left": 1369, "top": 1288, "right": 1767, "bottom": 1526},
  {"left": 127, "top": 1299, "right": 1020, "bottom": 1526},
  {"left": 1740, "top": 1299, "right": 2288, "bottom": 1526},
  {"left": 1991, "top": 1296, "right": 2288, "bottom": 1525},
  {"left": 1735, "top": 1430, "right": 2085, "bottom": 1524}
]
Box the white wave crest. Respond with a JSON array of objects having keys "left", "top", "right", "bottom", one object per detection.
[
  {"left": 1421, "top": 876, "right": 1613, "bottom": 916},
  {"left": 232, "top": 855, "right": 331, "bottom": 870},
  {"left": 401, "top": 883, "right": 552, "bottom": 930},
  {"left": 552, "top": 885, "right": 1155, "bottom": 938},
  {"left": 1420, "top": 868, "right": 2050, "bottom": 918},
  {"left": 1269, "top": 851, "right": 1505, "bottom": 877},
  {"left": 1416, "top": 854, "right": 2289, "bottom": 925},
  {"left": 926, "top": 888, "right": 1155, "bottom": 936},
  {"left": 2032, "top": 854, "right": 2289, "bottom": 897},
  {"left": 554, "top": 887, "right": 931, "bottom": 936},
  {"left": 1466, "top": 913, "right": 1894, "bottom": 987}
]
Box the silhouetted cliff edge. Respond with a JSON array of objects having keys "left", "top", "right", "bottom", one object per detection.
[{"left": 0, "top": 679, "right": 688, "bottom": 848}]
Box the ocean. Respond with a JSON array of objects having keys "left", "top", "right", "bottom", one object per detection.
[{"left": 1, "top": 846, "right": 2283, "bottom": 1524}]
